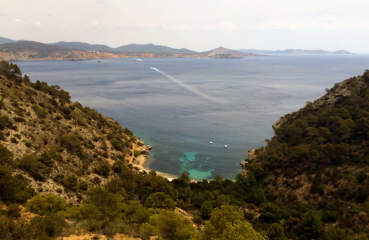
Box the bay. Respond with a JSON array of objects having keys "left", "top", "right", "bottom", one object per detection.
[{"left": 15, "top": 54, "right": 369, "bottom": 180}]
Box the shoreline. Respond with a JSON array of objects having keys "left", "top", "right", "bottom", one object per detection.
[
  {"left": 131, "top": 143, "right": 239, "bottom": 183},
  {"left": 131, "top": 143, "right": 180, "bottom": 181}
]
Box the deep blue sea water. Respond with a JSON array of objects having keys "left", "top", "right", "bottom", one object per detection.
[{"left": 15, "top": 55, "right": 369, "bottom": 180}]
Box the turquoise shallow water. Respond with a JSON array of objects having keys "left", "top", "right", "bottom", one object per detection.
[{"left": 15, "top": 55, "right": 369, "bottom": 180}]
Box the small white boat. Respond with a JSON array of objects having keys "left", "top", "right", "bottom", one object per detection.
[
  {"left": 134, "top": 59, "right": 143, "bottom": 62},
  {"left": 210, "top": 142, "right": 213, "bottom": 144},
  {"left": 225, "top": 145, "right": 227, "bottom": 148}
]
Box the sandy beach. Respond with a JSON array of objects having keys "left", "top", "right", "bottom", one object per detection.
[{"left": 130, "top": 142, "right": 180, "bottom": 181}]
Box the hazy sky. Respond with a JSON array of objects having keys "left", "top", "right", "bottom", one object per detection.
[{"left": 1, "top": 0, "right": 369, "bottom": 52}]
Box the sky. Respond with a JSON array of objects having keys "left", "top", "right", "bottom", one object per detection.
[{"left": 1, "top": 0, "right": 369, "bottom": 53}]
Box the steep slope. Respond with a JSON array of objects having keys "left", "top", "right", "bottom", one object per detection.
[
  {"left": 0, "top": 60, "right": 149, "bottom": 203},
  {"left": 243, "top": 69, "right": 369, "bottom": 238},
  {"left": 115, "top": 43, "right": 197, "bottom": 54}
]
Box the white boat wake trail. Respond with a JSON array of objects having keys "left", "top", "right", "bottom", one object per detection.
[{"left": 150, "top": 67, "right": 227, "bottom": 104}]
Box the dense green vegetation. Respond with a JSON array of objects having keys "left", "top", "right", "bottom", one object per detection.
[
  {"left": 246, "top": 70, "right": 369, "bottom": 239},
  {"left": 1, "top": 61, "right": 369, "bottom": 239}
]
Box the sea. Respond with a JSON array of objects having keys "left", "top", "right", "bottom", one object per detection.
[{"left": 15, "top": 54, "right": 369, "bottom": 180}]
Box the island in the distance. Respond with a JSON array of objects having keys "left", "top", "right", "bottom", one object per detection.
[{"left": 0, "top": 35, "right": 353, "bottom": 61}]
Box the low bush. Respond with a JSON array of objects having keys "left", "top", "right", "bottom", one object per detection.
[
  {"left": 25, "top": 194, "right": 67, "bottom": 215},
  {"left": 0, "top": 144, "right": 13, "bottom": 166},
  {"left": 6, "top": 203, "right": 21, "bottom": 218},
  {"left": 61, "top": 134, "right": 81, "bottom": 153},
  {"left": 95, "top": 161, "right": 111, "bottom": 177},
  {"left": 0, "top": 165, "right": 35, "bottom": 203},
  {"left": 0, "top": 115, "right": 13, "bottom": 130}
]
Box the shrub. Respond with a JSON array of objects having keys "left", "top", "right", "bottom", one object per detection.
[
  {"left": 61, "top": 134, "right": 81, "bottom": 153},
  {"left": 19, "top": 154, "right": 49, "bottom": 180},
  {"left": 0, "top": 165, "right": 35, "bottom": 203},
  {"left": 10, "top": 137, "right": 18, "bottom": 143},
  {"left": 25, "top": 194, "right": 67, "bottom": 215},
  {"left": 149, "top": 210, "right": 195, "bottom": 240},
  {"left": 0, "top": 115, "right": 13, "bottom": 130},
  {"left": 139, "top": 222, "right": 155, "bottom": 240},
  {"left": 363, "top": 69, "right": 369, "bottom": 82},
  {"left": 200, "top": 201, "right": 213, "bottom": 219},
  {"left": 0, "top": 143, "right": 13, "bottom": 166},
  {"left": 55, "top": 115, "right": 62, "bottom": 120},
  {"left": 134, "top": 150, "right": 141, "bottom": 158},
  {"left": 13, "top": 116, "right": 25, "bottom": 122},
  {"left": 110, "top": 137, "right": 123, "bottom": 151},
  {"left": 37, "top": 151, "right": 55, "bottom": 167},
  {"left": 102, "top": 222, "right": 129, "bottom": 236},
  {"left": 95, "top": 161, "right": 111, "bottom": 177},
  {"left": 61, "top": 107, "right": 71, "bottom": 115},
  {"left": 63, "top": 174, "right": 78, "bottom": 190},
  {"left": 78, "top": 181, "right": 89, "bottom": 191},
  {"left": 32, "top": 105, "right": 48, "bottom": 119},
  {"left": 0, "top": 213, "right": 64, "bottom": 239},
  {"left": 7, "top": 203, "right": 21, "bottom": 218},
  {"left": 24, "top": 88, "right": 37, "bottom": 95},
  {"left": 84, "top": 140, "right": 95, "bottom": 149}
]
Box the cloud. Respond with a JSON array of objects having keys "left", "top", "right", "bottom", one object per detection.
[
  {"left": 258, "top": 14, "right": 369, "bottom": 31},
  {"left": 35, "top": 21, "right": 41, "bottom": 26},
  {"left": 202, "top": 22, "right": 237, "bottom": 31},
  {"left": 47, "top": 14, "right": 53, "bottom": 17},
  {"left": 91, "top": 21, "right": 99, "bottom": 26},
  {"left": 137, "top": 23, "right": 158, "bottom": 28},
  {"left": 0, "top": 12, "right": 5, "bottom": 17},
  {"left": 162, "top": 23, "right": 191, "bottom": 30},
  {"left": 13, "top": 19, "right": 26, "bottom": 26}
]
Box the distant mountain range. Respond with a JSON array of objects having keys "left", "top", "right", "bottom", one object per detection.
[
  {"left": 0, "top": 41, "right": 70, "bottom": 53},
  {"left": 238, "top": 49, "right": 353, "bottom": 54},
  {"left": 115, "top": 43, "right": 196, "bottom": 54},
  {"left": 52, "top": 42, "right": 197, "bottom": 54}
]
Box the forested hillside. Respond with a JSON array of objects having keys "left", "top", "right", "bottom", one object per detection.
[
  {"left": 2, "top": 61, "right": 369, "bottom": 239},
  {"left": 246, "top": 70, "right": 369, "bottom": 239}
]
